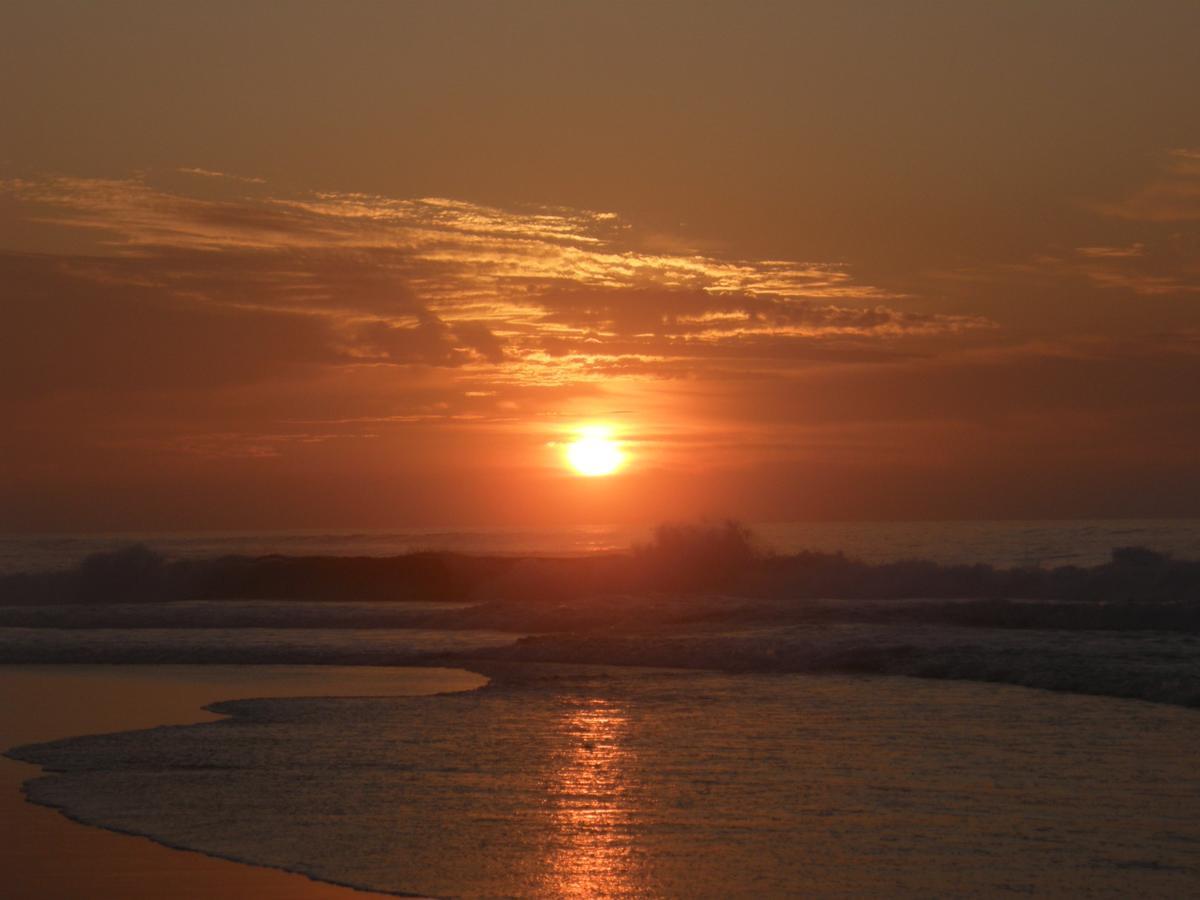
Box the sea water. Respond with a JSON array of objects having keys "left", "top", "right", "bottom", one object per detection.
[
  {"left": 12, "top": 666, "right": 1200, "bottom": 897},
  {"left": 5, "top": 521, "right": 1200, "bottom": 896},
  {"left": 4, "top": 519, "right": 1200, "bottom": 573}
]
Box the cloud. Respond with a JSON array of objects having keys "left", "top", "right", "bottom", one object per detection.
[
  {"left": 1091, "top": 148, "right": 1200, "bottom": 223},
  {"left": 0, "top": 170, "right": 1022, "bottom": 514},
  {"left": 528, "top": 288, "right": 987, "bottom": 339},
  {"left": 353, "top": 312, "right": 507, "bottom": 367},
  {"left": 0, "top": 252, "right": 508, "bottom": 396},
  {"left": 976, "top": 238, "right": 1198, "bottom": 300},
  {"left": 177, "top": 167, "right": 267, "bottom": 185},
  {"left": 0, "top": 253, "right": 338, "bottom": 393},
  {"left": 1, "top": 175, "right": 880, "bottom": 305},
  {"left": 1, "top": 172, "right": 977, "bottom": 391},
  {"left": 945, "top": 151, "right": 1200, "bottom": 300},
  {"left": 1167, "top": 148, "right": 1200, "bottom": 176},
  {"left": 1074, "top": 244, "right": 1145, "bottom": 259}
]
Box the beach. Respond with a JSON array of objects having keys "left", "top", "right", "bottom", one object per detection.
[
  {"left": 0, "top": 665, "right": 485, "bottom": 900},
  {"left": 6, "top": 1, "right": 1200, "bottom": 895},
  {"left": 7, "top": 662, "right": 1199, "bottom": 897}
]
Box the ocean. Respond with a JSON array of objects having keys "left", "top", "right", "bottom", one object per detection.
[
  {"left": 4, "top": 518, "right": 1200, "bottom": 574},
  {"left": 11, "top": 666, "right": 1200, "bottom": 897},
  {"left": 4, "top": 519, "right": 1200, "bottom": 896}
]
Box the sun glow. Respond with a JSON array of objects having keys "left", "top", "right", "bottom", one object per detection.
[{"left": 565, "top": 427, "right": 625, "bottom": 477}]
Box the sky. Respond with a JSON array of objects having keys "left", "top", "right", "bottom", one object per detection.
[{"left": 3, "top": 1, "right": 1200, "bottom": 530}]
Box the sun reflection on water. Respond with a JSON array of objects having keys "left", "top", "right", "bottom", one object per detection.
[{"left": 540, "top": 697, "right": 641, "bottom": 898}]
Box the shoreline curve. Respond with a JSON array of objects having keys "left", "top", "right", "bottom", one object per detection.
[{"left": 1, "top": 664, "right": 488, "bottom": 900}]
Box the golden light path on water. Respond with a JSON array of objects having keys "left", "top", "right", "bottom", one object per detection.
[{"left": 540, "top": 697, "right": 640, "bottom": 897}]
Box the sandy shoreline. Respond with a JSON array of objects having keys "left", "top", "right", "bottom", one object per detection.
[{"left": 0, "top": 664, "right": 486, "bottom": 900}]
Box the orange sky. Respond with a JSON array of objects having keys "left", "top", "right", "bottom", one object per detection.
[{"left": 2, "top": 2, "right": 1200, "bottom": 529}]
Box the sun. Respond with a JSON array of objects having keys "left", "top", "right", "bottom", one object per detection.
[{"left": 564, "top": 426, "right": 625, "bottom": 477}]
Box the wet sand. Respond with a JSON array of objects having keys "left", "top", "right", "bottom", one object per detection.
[{"left": 0, "top": 664, "right": 486, "bottom": 900}]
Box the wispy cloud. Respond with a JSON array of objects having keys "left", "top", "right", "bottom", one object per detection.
[
  {"left": 954, "top": 149, "right": 1200, "bottom": 299},
  {"left": 1074, "top": 244, "right": 1145, "bottom": 259},
  {"left": 177, "top": 167, "right": 267, "bottom": 185},
  {"left": 2, "top": 173, "right": 984, "bottom": 391},
  {"left": 1003, "top": 243, "right": 1200, "bottom": 297},
  {"left": 1091, "top": 148, "right": 1200, "bottom": 223},
  {"left": 2, "top": 174, "right": 886, "bottom": 302}
]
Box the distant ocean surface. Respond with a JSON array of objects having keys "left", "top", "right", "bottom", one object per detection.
[
  {"left": 3, "top": 519, "right": 1200, "bottom": 574},
  {"left": 7, "top": 520, "right": 1200, "bottom": 896}
]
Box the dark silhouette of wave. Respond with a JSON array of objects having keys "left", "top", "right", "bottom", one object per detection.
[
  {"left": 0, "top": 544, "right": 508, "bottom": 605},
  {"left": 2, "top": 523, "right": 1198, "bottom": 706},
  {"left": 2, "top": 521, "right": 1197, "bottom": 617}
]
